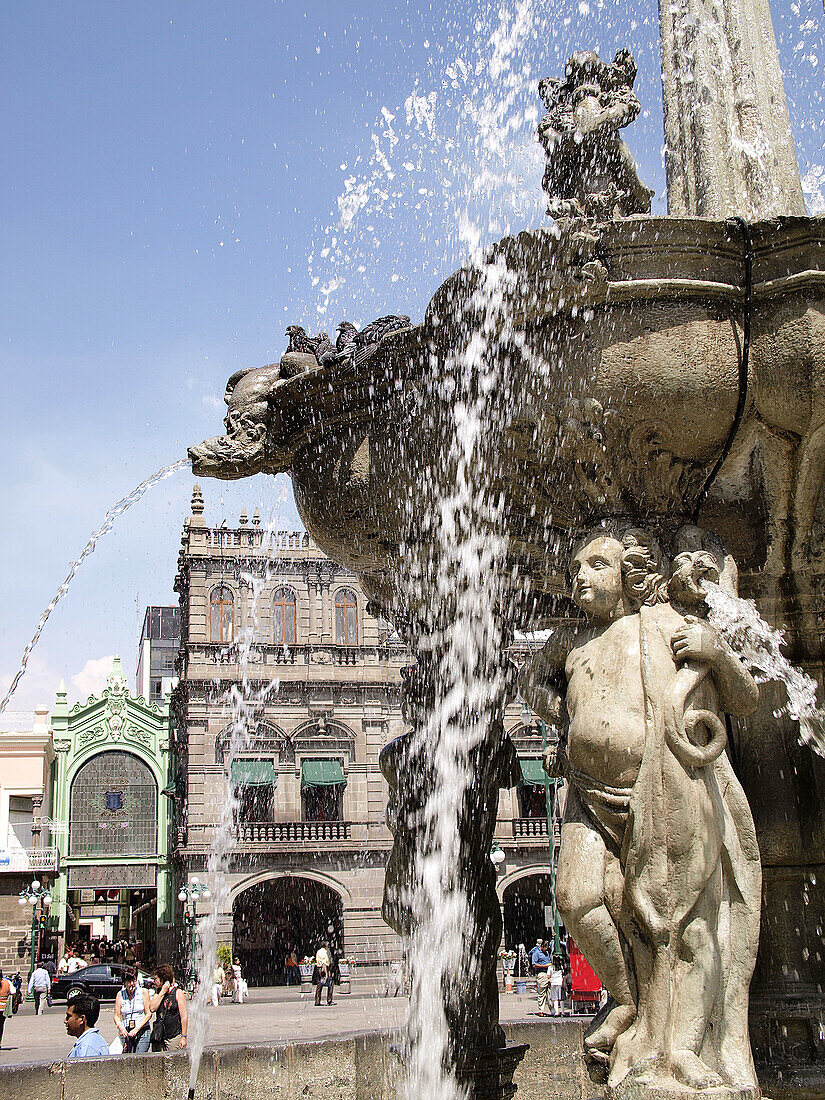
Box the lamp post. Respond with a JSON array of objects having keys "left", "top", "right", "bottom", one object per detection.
[
  {"left": 178, "top": 877, "right": 211, "bottom": 992},
  {"left": 18, "top": 878, "right": 52, "bottom": 998}
]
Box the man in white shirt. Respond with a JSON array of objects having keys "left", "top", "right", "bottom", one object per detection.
[{"left": 27, "top": 963, "right": 51, "bottom": 1015}]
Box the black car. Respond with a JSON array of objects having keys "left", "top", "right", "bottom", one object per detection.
[{"left": 51, "top": 964, "right": 153, "bottom": 1002}]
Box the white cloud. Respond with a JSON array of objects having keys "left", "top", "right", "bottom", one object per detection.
[
  {"left": 0, "top": 653, "right": 63, "bottom": 714},
  {"left": 71, "top": 655, "right": 116, "bottom": 699}
]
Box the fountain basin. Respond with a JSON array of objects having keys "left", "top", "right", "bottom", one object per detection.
[{"left": 191, "top": 215, "right": 825, "bottom": 620}]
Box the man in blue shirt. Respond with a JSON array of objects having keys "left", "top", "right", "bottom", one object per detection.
[
  {"left": 65, "top": 993, "right": 110, "bottom": 1058},
  {"left": 528, "top": 939, "right": 553, "bottom": 1017}
]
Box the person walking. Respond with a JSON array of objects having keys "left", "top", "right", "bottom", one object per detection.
[
  {"left": 211, "top": 962, "right": 224, "bottom": 1007},
  {"left": 284, "top": 949, "right": 299, "bottom": 986},
  {"left": 65, "top": 993, "right": 111, "bottom": 1058},
  {"left": 313, "top": 943, "right": 331, "bottom": 1007},
  {"left": 528, "top": 939, "right": 552, "bottom": 1017},
  {"left": 42, "top": 955, "right": 56, "bottom": 1007},
  {"left": 113, "top": 969, "right": 151, "bottom": 1053},
  {"left": 27, "top": 960, "right": 51, "bottom": 1015},
  {"left": 0, "top": 970, "right": 12, "bottom": 1049},
  {"left": 148, "top": 964, "right": 187, "bottom": 1051},
  {"left": 549, "top": 959, "right": 564, "bottom": 1017},
  {"left": 232, "top": 958, "right": 245, "bottom": 1005}
]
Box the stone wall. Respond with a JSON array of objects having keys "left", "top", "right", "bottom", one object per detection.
[
  {"left": 0, "top": 1024, "right": 810, "bottom": 1100},
  {"left": 0, "top": 1022, "right": 596, "bottom": 1100},
  {"left": 0, "top": 877, "right": 36, "bottom": 974}
]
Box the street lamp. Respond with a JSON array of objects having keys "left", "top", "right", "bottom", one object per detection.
[
  {"left": 490, "top": 841, "right": 506, "bottom": 868},
  {"left": 178, "top": 876, "right": 211, "bottom": 991},
  {"left": 18, "top": 878, "right": 52, "bottom": 997}
]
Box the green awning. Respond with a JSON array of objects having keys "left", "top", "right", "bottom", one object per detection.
[
  {"left": 231, "top": 760, "right": 277, "bottom": 786},
  {"left": 301, "top": 759, "right": 346, "bottom": 789},
  {"left": 518, "top": 759, "right": 547, "bottom": 787}
]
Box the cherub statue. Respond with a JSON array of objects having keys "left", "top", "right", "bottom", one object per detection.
[
  {"left": 520, "top": 525, "right": 762, "bottom": 1098},
  {"left": 538, "top": 49, "right": 653, "bottom": 220}
]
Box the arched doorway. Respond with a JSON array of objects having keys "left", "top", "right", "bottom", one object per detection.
[
  {"left": 232, "top": 876, "right": 344, "bottom": 986},
  {"left": 502, "top": 873, "right": 555, "bottom": 951}
]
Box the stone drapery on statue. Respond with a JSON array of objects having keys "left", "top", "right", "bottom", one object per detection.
[
  {"left": 538, "top": 49, "right": 653, "bottom": 220},
  {"left": 521, "top": 525, "right": 761, "bottom": 1099}
]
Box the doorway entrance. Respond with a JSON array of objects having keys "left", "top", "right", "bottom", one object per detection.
[{"left": 232, "top": 876, "right": 343, "bottom": 985}]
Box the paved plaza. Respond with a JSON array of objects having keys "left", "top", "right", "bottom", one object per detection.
[{"left": 0, "top": 987, "right": 577, "bottom": 1066}]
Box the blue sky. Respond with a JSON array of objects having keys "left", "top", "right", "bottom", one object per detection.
[{"left": 1, "top": 0, "right": 822, "bottom": 712}]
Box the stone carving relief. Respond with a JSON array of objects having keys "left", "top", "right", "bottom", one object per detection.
[
  {"left": 504, "top": 398, "right": 706, "bottom": 527},
  {"left": 520, "top": 523, "right": 761, "bottom": 1099},
  {"left": 77, "top": 724, "right": 105, "bottom": 748},
  {"left": 538, "top": 49, "right": 653, "bottom": 221}
]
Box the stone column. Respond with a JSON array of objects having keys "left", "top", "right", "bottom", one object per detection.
[
  {"left": 320, "top": 575, "right": 332, "bottom": 643},
  {"left": 659, "top": 0, "right": 806, "bottom": 218},
  {"left": 306, "top": 573, "right": 318, "bottom": 643}
]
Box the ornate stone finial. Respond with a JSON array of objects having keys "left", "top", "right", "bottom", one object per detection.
[
  {"left": 239, "top": 508, "right": 248, "bottom": 526},
  {"left": 106, "top": 656, "right": 127, "bottom": 694},
  {"left": 54, "top": 679, "right": 68, "bottom": 717},
  {"left": 191, "top": 483, "right": 205, "bottom": 516},
  {"left": 252, "top": 508, "right": 261, "bottom": 527},
  {"left": 538, "top": 48, "right": 653, "bottom": 221}
]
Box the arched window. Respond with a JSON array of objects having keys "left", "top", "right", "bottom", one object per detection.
[
  {"left": 273, "top": 587, "right": 297, "bottom": 645},
  {"left": 69, "top": 751, "right": 157, "bottom": 856},
  {"left": 210, "top": 586, "right": 234, "bottom": 643},
  {"left": 334, "top": 588, "right": 358, "bottom": 645}
]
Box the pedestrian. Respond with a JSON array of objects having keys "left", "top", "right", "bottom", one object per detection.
[
  {"left": 148, "top": 964, "right": 188, "bottom": 1051},
  {"left": 211, "top": 961, "right": 224, "bottom": 1006},
  {"left": 10, "top": 972, "right": 23, "bottom": 1014},
  {"left": 313, "top": 943, "right": 331, "bottom": 1006},
  {"left": 549, "top": 958, "right": 564, "bottom": 1016},
  {"left": 113, "top": 969, "right": 151, "bottom": 1053},
  {"left": 222, "top": 963, "right": 235, "bottom": 1001},
  {"left": 42, "top": 955, "right": 56, "bottom": 1007},
  {"left": 27, "top": 960, "right": 51, "bottom": 1015},
  {"left": 232, "top": 958, "right": 246, "bottom": 1005},
  {"left": 0, "top": 970, "right": 11, "bottom": 1050},
  {"left": 65, "top": 993, "right": 111, "bottom": 1058},
  {"left": 284, "top": 949, "right": 300, "bottom": 986},
  {"left": 58, "top": 952, "right": 69, "bottom": 975},
  {"left": 66, "top": 950, "right": 79, "bottom": 975},
  {"left": 528, "top": 939, "right": 552, "bottom": 1017}
]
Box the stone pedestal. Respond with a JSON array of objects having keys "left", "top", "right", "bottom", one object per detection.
[{"left": 454, "top": 1043, "right": 530, "bottom": 1100}]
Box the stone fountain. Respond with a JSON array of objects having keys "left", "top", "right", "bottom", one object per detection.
[{"left": 191, "top": 2, "right": 825, "bottom": 1098}]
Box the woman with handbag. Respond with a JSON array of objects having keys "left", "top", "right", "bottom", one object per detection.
[
  {"left": 148, "top": 964, "right": 188, "bottom": 1051},
  {"left": 113, "top": 970, "right": 151, "bottom": 1053}
]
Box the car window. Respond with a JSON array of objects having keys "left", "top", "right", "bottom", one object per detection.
[{"left": 82, "top": 966, "right": 110, "bottom": 980}]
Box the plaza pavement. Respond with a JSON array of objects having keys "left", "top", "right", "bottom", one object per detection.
[{"left": 0, "top": 986, "right": 576, "bottom": 1066}]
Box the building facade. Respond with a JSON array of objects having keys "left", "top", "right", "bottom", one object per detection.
[
  {"left": 49, "top": 659, "right": 175, "bottom": 962},
  {"left": 0, "top": 707, "right": 57, "bottom": 972},
  {"left": 174, "top": 486, "right": 559, "bottom": 982},
  {"left": 136, "top": 605, "right": 181, "bottom": 705}
]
